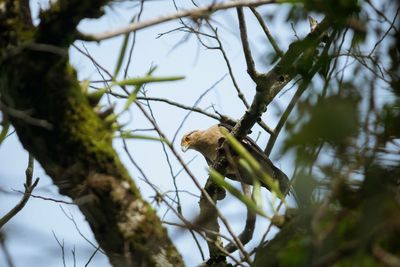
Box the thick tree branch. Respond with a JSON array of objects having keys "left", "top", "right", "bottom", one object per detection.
[
  {"left": 199, "top": 17, "right": 331, "bottom": 262},
  {"left": 78, "top": 0, "right": 276, "bottom": 41}
]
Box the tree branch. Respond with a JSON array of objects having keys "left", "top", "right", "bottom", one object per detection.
[
  {"left": 250, "top": 7, "right": 284, "bottom": 57},
  {"left": 199, "top": 17, "right": 331, "bottom": 264},
  {"left": 0, "top": 154, "right": 39, "bottom": 229},
  {"left": 78, "top": 0, "right": 276, "bottom": 42},
  {"left": 237, "top": 7, "right": 260, "bottom": 80}
]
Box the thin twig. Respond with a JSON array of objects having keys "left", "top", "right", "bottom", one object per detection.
[
  {"left": 123, "top": 1, "right": 145, "bottom": 78},
  {"left": 135, "top": 101, "right": 250, "bottom": 262},
  {"left": 250, "top": 7, "right": 284, "bottom": 57},
  {"left": 237, "top": 7, "right": 259, "bottom": 80},
  {"left": 12, "top": 190, "right": 74, "bottom": 205},
  {"left": 52, "top": 231, "right": 67, "bottom": 267},
  {"left": 121, "top": 138, "right": 206, "bottom": 259},
  {"left": 206, "top": 21, "right": 250, "bottom": 108},
  {"left": 172, "top": 74, "right": 226, "bottom": 144},
  {"left": 85, "top": 245, "right": 101, "bottom": 267},
  {"left": 141, "top": 89, "right": 183, "bottom": 215},
  {"left": 60, "top": 206, "right": 105, "bottom": 254},
  {"left": 0, "top": 154, "right": 39, "bottom": 228}
]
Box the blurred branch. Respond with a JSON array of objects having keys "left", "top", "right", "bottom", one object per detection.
[
  {"left": 265, "top": 28, "right": 337, "bottom": 156},
  {"left": 0, "top": 154, "right": 39, "bottom": 229},
  {"left": 372, "top": 243, "right": 400, "bottom": 267},
  {"left": 78, "top": 0, "right": 277, "bottom": 41},
  {"left": 0, "top": 232, "right": 15, "bottom": 267},
  {"left": 224, "top": 184, "right": 256, "bottom": 253}
]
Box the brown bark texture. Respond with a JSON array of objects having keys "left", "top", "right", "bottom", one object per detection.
[{"left": 0, "top": 1, "right": 183, "bottom": 266}]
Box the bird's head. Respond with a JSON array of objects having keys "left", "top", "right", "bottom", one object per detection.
[{"left": 181, "top": 130, "right": 199, "bottom": 152}]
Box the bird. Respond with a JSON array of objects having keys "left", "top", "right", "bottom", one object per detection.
[{"left": 181, "top": 124, "right": 290, "bottom": 195}]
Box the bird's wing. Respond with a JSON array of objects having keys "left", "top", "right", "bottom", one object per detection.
[
  {"left": 218, "top": 123, "right": 272, "bottom": 164},
  {"left": 218, "top": 123, "right": 290, "bottom": 194}
]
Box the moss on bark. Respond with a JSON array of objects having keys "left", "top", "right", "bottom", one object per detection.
[{"left": 0, "top": 1, "right": 183, "bottom": 266}]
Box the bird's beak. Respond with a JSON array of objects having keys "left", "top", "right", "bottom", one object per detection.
[{"left": 181, "top": 144, "right": 189, "bottom": 152}]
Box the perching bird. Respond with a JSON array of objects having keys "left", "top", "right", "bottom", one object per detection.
[{"left": 181, "top": 124, "right": 290, "bottom": 195}]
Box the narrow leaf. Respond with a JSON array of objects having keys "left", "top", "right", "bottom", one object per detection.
[
  {"left": 113, "top": 75, "right": 184, "bottom": 87},
  {"left": 0, "top": 122, "right": 10, "bottom": 147},
  {"left": 119, "top": 132, "right": 170, "bottom": 145},
  {"left": 209, "top": 168, "right": 267, "bottom": 217},
  {"left": 124, "top": 85, "right": 141, "bottom": 110},
  {"left": 220, "top": 127, "right": 284, "bottom": 199},
  {"left": 114, "top": 32, "right": 130, "bottom": 78}
]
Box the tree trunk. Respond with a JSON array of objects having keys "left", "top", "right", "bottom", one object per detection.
[{"left": 0, "top": 1, "right": 183, "bottom": 266}]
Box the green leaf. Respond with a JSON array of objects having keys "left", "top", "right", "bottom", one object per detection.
[
  {"left": 114, "top": 32, "right": 131, "bottom": 78},
  {"left": 120, "top": 72, "right": 184, "bottom": 111},
  {"left": 209, "top": 168, "right": 268, "bottom": 217},
  {"left": 113, "top": 75, "right": 184, "bottom": 87},
  {"left": 119, "top": 132, "right": 171, "bottom": 145},
  {"left": 123, "top": 85, "right": 142, "bottom": 110},
  {"left": 0, "top": 122, "right": 10, "bottom": 147}
]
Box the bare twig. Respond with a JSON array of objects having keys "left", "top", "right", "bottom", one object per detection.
[
  {"left": 59, "top": 206, "right": 105, "bottom": 254},
  {"left": 85, "top": 245, "right": 101, "bottom": 267},
  {"left": 172, "top": 74, "right": 226, "bottom": 144},
  {"left": 78, "top": 0, "right": 276, "bottom": 41},
  {"left": 250, "top": 7, "right": 284, "bottom": 57},
  {"left": 0, "top": 154, "right": 39, "bottom": 229},
  {"left": 368, "top": 6, "right": 399, "bottom": 57},
  {"left": 135, "top": 101, "right": 250, "bottom": 262},
  {"left": 123, "top": 1, "right": 145, "bottom": 78},
  {"left": 12, "top": 190, "right": 74, "bottom": 205},
  {"left": 205, "top": 21, "right": 250, "bottom": 108},
  {"left": 52, "top": 231, "right": 67, "bottom": 267},
  {"left": 121, "top": 137, "right": 206, "bottom": 260},
  {"left": 141, "top": 90, "right": 183, "bottom": 215},
  {"left": 237, "top": 7, "right": 260, "bottom": 80}
]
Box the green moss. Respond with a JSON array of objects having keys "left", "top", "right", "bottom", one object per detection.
[{"left": 278, "top": 236, "right": 311, "bottom": 267}]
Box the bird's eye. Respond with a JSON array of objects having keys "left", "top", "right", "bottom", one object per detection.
[{"left": 185, "top": 136, "right": 190, "bottom": 142}]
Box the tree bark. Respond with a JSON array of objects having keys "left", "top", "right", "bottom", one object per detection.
[{"left": 0, "top": 1, "right": 183, "bottom": 266}]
